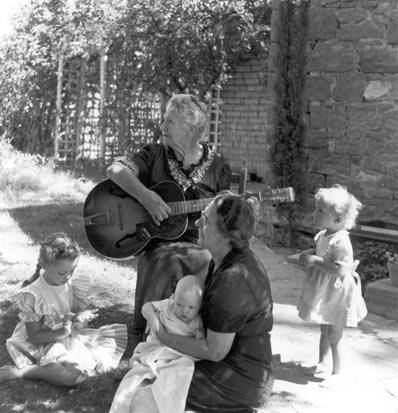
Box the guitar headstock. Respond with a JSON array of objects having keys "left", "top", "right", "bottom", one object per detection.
[{"left": 248, "top": 186, "right": 295, "bottom": 204}]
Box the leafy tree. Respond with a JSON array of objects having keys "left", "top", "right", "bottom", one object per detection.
[
  {"left": 0, "top": 0, "right": 271, "bottom": 154},
  {"left": 0, "top": 0, "right": 125, "bottom": 151},
  {"left": 115, "top": 0, "right": 271, "bottom": 98}
]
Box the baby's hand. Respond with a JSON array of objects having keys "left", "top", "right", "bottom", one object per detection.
[
  {"left": 195, "top": 330, "right": 204, "bottom": 339},
  {"left": 146, "top": 316, "right": 161, "bottom": 336}
]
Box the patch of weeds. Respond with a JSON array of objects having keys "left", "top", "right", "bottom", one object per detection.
[{"left": 352, "top": 238, "right": 398, "bottom": 288}]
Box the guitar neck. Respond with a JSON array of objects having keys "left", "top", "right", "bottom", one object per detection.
[
  {"left": 167, "top": 187, "right": 295, "bottom": 217},
  {"left": 167, "top": 192, "right": 265, "bottom": 216},
  {"left": 168, "top": 197, "right": 214, "bottom": 216}
]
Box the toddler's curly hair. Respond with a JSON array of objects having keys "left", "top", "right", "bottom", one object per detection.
[{"left": 315, "top": 184, "right": 362, "bottom": 230}]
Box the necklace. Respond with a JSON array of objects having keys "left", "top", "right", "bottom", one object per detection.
[{"left": 167, "top": 144, "right": 214, "bottom": 191}]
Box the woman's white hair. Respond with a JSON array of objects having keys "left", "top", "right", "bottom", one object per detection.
[
  {"left": 315, "top": 184, "right": 363, "bottom": 230},
  {"left": 167, "top": 94, "right": 209, "bottom": 142}
]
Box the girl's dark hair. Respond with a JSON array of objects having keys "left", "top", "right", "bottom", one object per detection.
[
  {"left": 22, "top": 232, "right": 80, "bottom": 288},
  {"left": 213, "top": 193, "right": 259, "bottom": 250}
]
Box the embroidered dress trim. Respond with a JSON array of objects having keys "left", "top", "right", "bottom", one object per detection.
[
  {"left": 114, "top": 157, "right": 139, "bottom": 176},
  {"left": 167, "top": 145, "right": 215, "bottom": 191}
]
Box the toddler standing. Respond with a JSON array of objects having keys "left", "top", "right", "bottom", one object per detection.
[
  {"left": 0, "top": 233, "right": 127, "bottom": 386},
  {"left": 292, "top": 185, "right": 367, "bottom": 379}
]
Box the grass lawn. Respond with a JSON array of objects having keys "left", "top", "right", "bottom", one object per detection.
[{"left": 0, "top": 140, "right": 139, "bottom": 412}]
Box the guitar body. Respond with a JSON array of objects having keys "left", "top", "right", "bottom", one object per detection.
[{"left": 84, "top": 180, "right": 188, "bottom": 259}]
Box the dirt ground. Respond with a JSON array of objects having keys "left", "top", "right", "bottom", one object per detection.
[{"left": 249, "top": 238, "right": 398, "bottom": 413}]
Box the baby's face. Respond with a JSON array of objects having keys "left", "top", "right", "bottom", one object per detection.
[{"left": 172, "top": 290, "right": 201, "bottom": 324}]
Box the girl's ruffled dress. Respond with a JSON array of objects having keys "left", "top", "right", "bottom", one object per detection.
[
  {"left": 298, "top": 230, "right": 367, "bottom": 327},
  {"left": 6, "top": 274, "right": 127, "bottom": 375}
]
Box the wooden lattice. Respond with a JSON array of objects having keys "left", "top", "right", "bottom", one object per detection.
[
  {"left": 54, "top": 51, "right": 222, "bottom": 166},
  {"left": 207, "top": 84, "right": 222, "bottom": 152}
]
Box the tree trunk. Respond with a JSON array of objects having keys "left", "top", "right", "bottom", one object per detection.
[
  {"left": 54, "top": 44, "right": 64, "bottom": 161},
  {"left": 98, "top": 53, "right": 108, "bottom": 168},
  {"left": 74, "top": 54, "right": 88, "bottom": 168}
]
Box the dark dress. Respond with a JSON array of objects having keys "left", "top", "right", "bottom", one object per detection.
[
  {"left": 114, "top": 143, "right": 231, "bottom": 336},
  {"left": 186, "top": 247, "right": 274, "bottom": 413}
]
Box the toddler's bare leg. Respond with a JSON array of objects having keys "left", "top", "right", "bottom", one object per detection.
[
  {"left": 302, "top": 324, "right": 330, "bottom": 376},
  {"left": 328, "top": 325, "right": 343, "bottom": 375},
  {"left": 317, "top": 324, "right": 331, "bottom": 371}
]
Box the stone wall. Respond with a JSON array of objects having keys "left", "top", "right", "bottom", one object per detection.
[
  {"left": 305, "top": 0, "right": 398, "bottom": 225},
  {"left": 220, "top": 0, "right": 398, "bottom": 226}
]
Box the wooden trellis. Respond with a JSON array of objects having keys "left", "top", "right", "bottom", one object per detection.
[
  {"left": 54, "top": 49, "right": 222, "bottom": 166},
  {"left": 207, "top": 84, "right": 222, "bottom": 152}
]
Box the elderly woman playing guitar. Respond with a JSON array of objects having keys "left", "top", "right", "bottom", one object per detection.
[{"left": 106, "top": 94, "right": 231, "bottom": 350}]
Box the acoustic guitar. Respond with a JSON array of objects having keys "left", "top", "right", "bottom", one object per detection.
[{"left": 83, "top": 179, "right": 295, "bottom": 259}]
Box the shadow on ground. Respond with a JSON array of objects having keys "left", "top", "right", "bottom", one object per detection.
[
  {"left": 0, "top": 302, "right": 137, "bottom": 413},
  {"left": 0, "top": 370, "right": 121, "bottom": 413},
  {"left": 7, "top": 202, "right": 137, "bottom": 269},
  {"left": 0, "top": 300, "right": 18, "bottom": 365},
  {"left": 275, "top": 361, "right": 323, "bottom": 385}
]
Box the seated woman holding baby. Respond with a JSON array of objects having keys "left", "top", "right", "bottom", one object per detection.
[{"left": 111, "top": 193, "right": 274, "bottom": 413}]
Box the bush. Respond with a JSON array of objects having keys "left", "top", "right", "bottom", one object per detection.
[{"left": 352, "top": 238, "right": 398, "bottom": 287}]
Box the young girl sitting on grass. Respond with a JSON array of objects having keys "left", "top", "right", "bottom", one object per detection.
[
  {"left": 0, "top": 232, "right": 127, "bottom": 386},
  {"left": 291, "top": 184, "right": 367, "bottom": 380}
]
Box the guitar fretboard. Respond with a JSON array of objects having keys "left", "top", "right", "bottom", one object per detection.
[
  {"left": 168, "top": 198, "right": 213, "bottom": 216},
  {"left": 166, "top": 187, "right": 294, "bottom": 217}
]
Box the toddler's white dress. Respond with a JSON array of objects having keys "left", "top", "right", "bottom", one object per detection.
[
  {"left": 297, "top": 229, "right": 367, "bottom": 327},
  {"left": 6, "top": 274, "right": 127, "bottom": 375}
]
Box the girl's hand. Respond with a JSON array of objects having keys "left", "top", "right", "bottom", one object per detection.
[
  {"left": 62, "top": 319, "right": 73, "bottom": 337},
  {"left": 287, "top": 253, "right": 302, "bottom": 266},
  {"left": 74, "top": 308, "right": 99, "bottom": 323},
  {"left": 299, "top": 253, "right": 319, "bottom": 267},
  {"left": 73, "top": 309, "right": 98, "bottom": 330}
]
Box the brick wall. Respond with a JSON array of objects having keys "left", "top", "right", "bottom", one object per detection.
[{"left": 219, "top": 52, "right": 273, "bottom": 183}]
